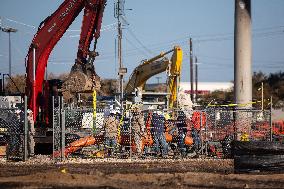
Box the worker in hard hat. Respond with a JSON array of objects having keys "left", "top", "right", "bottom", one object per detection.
[
  {"left": 176, "top": 111, "right": 187, "bottom": 157},
  {"left": 164, "top": 113, "right": 171, "bottom": 121},
  {"left": 131, "top": 106, "right": 145, "bottom": 157},
  {"left": 27, "top": 109, "right": 35, "bottom": 157},
  {"left": 104, "top": 112, "right": 119, "bottom": 157},
  {"left": 191, "top": 111, "right": 204, "bottom": 153},
  {"left": 151, "top": 110, "right": 168, "bottom": 158}
]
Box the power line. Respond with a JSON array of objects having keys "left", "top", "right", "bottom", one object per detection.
[
  {"left": 124, "top": 35, "right": 149, "bottom": 57},
  {"left": 3, "top": 16, "right": 284, "bottom": 54},
  {"left": 4, "top": 17, "right": 117, "bottom": 33},
  {"left": 5, "top": 18, "right": 36, "bottom": 29},
  {"left": 126, "top": 27, "right": 153, "bottom": 56}
]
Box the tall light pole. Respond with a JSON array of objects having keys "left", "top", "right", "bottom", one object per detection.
[{"left": 1, "top": 24, "right": 18, "bottom": 77}]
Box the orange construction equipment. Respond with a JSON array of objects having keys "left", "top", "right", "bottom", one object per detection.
[{"left": 53, "top": 135, "right": 96, "bottom": 157}]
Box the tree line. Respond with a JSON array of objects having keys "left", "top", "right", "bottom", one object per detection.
[
  {"left": 200, "top": 71, "right": 284, "bottom": 109},
  {"left": 3, "top": 71, "right": 284, "bottom": 109}
]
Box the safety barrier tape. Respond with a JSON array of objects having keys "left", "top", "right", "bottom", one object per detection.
[{"left": 208, "top": 100, "right": 263, "bottom": 107}]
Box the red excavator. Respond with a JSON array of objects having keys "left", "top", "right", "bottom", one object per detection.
[
  {"left": 25, "top": 0, "right": 106, "bottom": 124},
  {"left": 24, "top": 0, "right": 107, "bottom": 152}
]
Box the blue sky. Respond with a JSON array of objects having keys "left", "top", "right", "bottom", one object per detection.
[{"left": 0, "top": 0, "right": 283, "bottom": 83}]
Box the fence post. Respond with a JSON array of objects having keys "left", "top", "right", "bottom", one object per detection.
[
  {"left": 270, "top": 96, "right": 273, "bottom": 141},
  {"left": 24, "top": 96, "right": 28, "bottom": 161},
  {"left": 248, "top": 110, "right": 251, "bottom": 139},
  {"left": 129, "top": 110, "right": 132, "bottom": 159},
  {"left": 57, "top": 96, "right": 61, "bottom": 160},
  {"left": 214, "top": 109, "right": 217, "bottom": 141},
  {"left": 60, "top": 96, "right": 65, "bottom": 161},
  {"left": 52, "top": 96, "right": 55, "bottom": 159},
  {"left": 205, "top": 109, "right": 208, "bottom": 156},
  {"left": 93, "top": 90, "right": 97, "bottom": 135},
  {"left": 233, "top": 108, "right": 237, "bottom": 140},
  {"left": 200, "top": 111, "right": 203, "bottom": 155}
]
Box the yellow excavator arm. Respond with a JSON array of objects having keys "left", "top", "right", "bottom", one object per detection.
[
  {"left": 125, "top": 46, "right": 183, "bottom": 108},
  {"left": 168, "top": 46, "right": 183, "bottom": 108}
]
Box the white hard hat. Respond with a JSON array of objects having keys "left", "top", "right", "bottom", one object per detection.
[{"left": 148, "top": 105, "right": 155, "bottom": 110}]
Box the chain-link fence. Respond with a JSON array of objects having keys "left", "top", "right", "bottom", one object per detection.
[
  {"left": 52, "top": 104, "right": 273, "bottom": 160},
  {"left": 0, "top": 96, "right": 273, "bottom": 161},
  {"left": 53, "top": 106, "right": 135, "bottom": 160},
  {"left": 203, "top": 108, "right": 272, "bottom": 158},
  {"left": 272, "top": 120, "right": 284, "bottom": 141},
  {"left": 0, "top": 108, "right": 23, "bottom": 160},
  {"left": 0, "top": 106, "right": 27, "bottom": 161}
]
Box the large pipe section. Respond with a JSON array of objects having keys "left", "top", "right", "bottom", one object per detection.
[{"left": 234, "top": 0, "right": 252, "bottom": 139}]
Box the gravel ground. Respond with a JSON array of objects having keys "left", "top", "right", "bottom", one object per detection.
[{"left": 0, "top": 156, "right": 283, "bottom": 188}]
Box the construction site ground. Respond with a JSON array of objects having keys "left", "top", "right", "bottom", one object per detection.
[{"left": 0, "top": 157, "right": 284, "bottom": 189}]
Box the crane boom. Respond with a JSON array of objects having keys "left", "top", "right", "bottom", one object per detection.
[{"left": 25, "top": 0, "right": 106, "bottom": 120}]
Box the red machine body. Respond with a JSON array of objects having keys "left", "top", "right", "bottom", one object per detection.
[{"left": 25, "top": 0, "right": 106, "bottom": 121}]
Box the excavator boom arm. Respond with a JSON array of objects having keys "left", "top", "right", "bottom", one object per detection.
[
  {"left": 125, "top": 58, "right": 170, "bottom": 94},
  {"left": 25, "top": 0, "right": 106, "bottom": 120},
  {"left": 125, "top": 46, "right": 183, "bottom": 108},
  {"left": 76, "top": 0, "right": 105, "bottom": 64},
  {"left": 168, "top": 46, "right": 183, "bottom": 108}
]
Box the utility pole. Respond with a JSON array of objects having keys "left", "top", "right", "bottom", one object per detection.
[
  {"left": 261, "top": 82, "right": 264, "bottom": 111},
  {"left": 234, "top": 0, "right": 252, "bottom": 140},
  {"left": 0, "top": 17, "right": 18, "bottom": 77},
  {"left": 115, "top": 0, "right": 127, "bottom": 106},
  {"left": 189, "top": 38, "right": 194, "bottom": 103},
  {"left": 118, "top": 20, "right": 123, "bottom": 101},
  {"left": 195, "top": 56, "right": 198, "bottom": 103},
  {"left": 156, "top": 76, "right": 161, "bottom": 84}
]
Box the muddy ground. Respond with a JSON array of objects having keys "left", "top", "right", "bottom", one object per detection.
[{"left": 0, "top": 158, "right": 283, "bottom": 189}]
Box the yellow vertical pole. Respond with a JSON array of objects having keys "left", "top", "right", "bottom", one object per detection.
[{"left": 93, "top": 90, "right": 97, "bottom": 134}]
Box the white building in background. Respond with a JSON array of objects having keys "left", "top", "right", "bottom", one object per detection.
[{"left": 179, "top": 82, "right": 233, "bottom": 95}]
